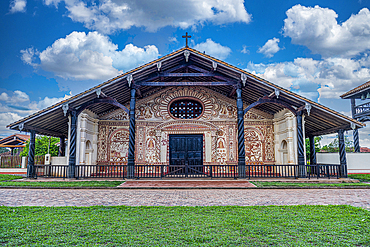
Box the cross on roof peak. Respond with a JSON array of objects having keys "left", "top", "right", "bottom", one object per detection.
[{"left": 182, "top": 32, "right": 191, "bottom": 48}]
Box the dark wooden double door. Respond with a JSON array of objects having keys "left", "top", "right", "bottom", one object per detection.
[{"left": 168, "top": 134, "right": 204, "bottom": 177}]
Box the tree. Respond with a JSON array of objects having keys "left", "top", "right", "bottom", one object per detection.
[
  {"left": 321, "top": 135, "right": 354, "bottom": 153},
  {"left": 305, "top": 136, "right": 322, "bottom": 161},
  {"left": 0, "top": 147, "right": 9, "bottom": 154},
  {"left": 20, "top": 136, "right": 59, "bottom": 157}
]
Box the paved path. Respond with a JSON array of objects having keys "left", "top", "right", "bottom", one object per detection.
[
  {"left": 1, "top": 188, "right": 370, "bottom": 208},
  {"left": 119, "top": 180, "right": 256, "bottom": 188}
]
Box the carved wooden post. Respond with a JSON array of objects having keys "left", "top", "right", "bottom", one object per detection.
[
  {"left": 27, "top": 130, "right": 36, "bottom": 178},
  {"left": 309, "top": 135, "right": 316, "bottom": 166},
  {"left": 297, "top": 111, "right": 306, "bottom": 177},
  {"left": 127, "top": 88, "right": 136, "bottom": 179},
  {"left": 236, "top": 87, "right": 246, "bottom": 178},
  {"left": 338, "top": 129, "right": 348, "bottom": 177},
  {"left": 351, "top": 99, "right": 360, "bottom": 152},
  {"left": 68, "top": 111, "right": 77, "bottom": 178},
  {"left": 58, "top": 136, "right": 65, "bottom": 157}
]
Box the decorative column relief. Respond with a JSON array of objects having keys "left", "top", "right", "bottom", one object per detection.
[
  {"left": 338, "top": 129, "right": 348, "bottom": 177},
  {"left": 160, "top": 132, "right": 167, "bottom": 162},
  {"left": 68, "top": 111, "right": 77, "bottom": 178},
  {"left": 155, "top": 130, "right": 161, "bottom": 163},
  {"left": 127, "top": 88, "right": 136, "bottom": 178},
  {"left": 297, "top": 111, "right": 306, "bottom": 178},
  {"left": 205, "top": 131, "right": 212, "bottom": 162},
  {"left": 236, "top": 87, "right": 246, "bottom": 178},
  {"left": 27, "top": 130, "right": 36, "bottom": 178},
  {"left": 211, "top": 131, "right": 217, "bottom": 162}
]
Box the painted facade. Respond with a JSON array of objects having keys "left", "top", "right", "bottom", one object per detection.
[{"left": 73, "top": 86, "right": 297, "bottom": 166}]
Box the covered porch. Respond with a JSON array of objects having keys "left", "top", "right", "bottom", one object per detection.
[{"left": 7, "top": 48, "right": 364, "bottom": 180}]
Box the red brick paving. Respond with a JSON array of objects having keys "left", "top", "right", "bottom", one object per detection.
[
  {"left": 1, "top": 188, "right": 370, "bottom": 208},
  {"left": 118, "top": 180, "right": 256, "bottom": 188}
]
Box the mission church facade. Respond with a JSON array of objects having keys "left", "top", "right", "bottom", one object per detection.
[{"left": 8, "top": 43, "right": 364, "bottom": 179}]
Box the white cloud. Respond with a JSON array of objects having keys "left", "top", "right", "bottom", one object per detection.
[
  {"left": 257, "top": 38, "right": 281, "bottom": 58},
  {"left": 21, "top": 31, "right": 160, "bottom": 81},
  {"left": 241, "top": 45, "right": 249, "bottom": 54},
  {"left": 9, "top": 0, "right": 26, "bottom": 13},
  {"left": 0, "top": 93, "right": 9, "bottom": 101},
  {"left": 0, "top": 112, "right": 22, "bottom": 134},
  {"left": 43, "top": 0, "right": 251, "bottom": 34},
  {"left": 247, "top": 56, "right": 370, "bottom": 102},
  {"left": 28, "top": 93, "right": 72, "bottom": 111},
  {"left": 0, "top": 90, "right": 74, "bottom": 136},
  {"left": 0, "top": 90, "right": 29, "bottom": 104},
  {"left": 193, "top": 39, "right": 232, "bottom": 60},
  {"left": 283, "top": 5, "right": 370, "bottom": 58}
]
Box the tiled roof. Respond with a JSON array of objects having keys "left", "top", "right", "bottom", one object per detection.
[
  {"left": 340, "top": 81, "right": 370, "bottom": 98},
  {"left": 7, "top": 47, "right": 365, "bottom": 131}
]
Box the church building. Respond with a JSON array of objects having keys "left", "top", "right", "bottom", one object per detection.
[{"left": 7, "top": 43, "right": 365, "bottom": 179}]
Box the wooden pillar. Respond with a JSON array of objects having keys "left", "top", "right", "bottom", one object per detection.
[
  {"left": 297, "top": 111, "right": 306, "bottom": 177},
  {"left": 68, "top": 111, "right": 77, "bottom": 178},
  {"left": 338, "top": 129, "right": 348, "bottom": 177},
  {"left": 351, "top": 99, "right": 360, "bottom": 152},
  {"left": 127, "top": 88, "right": 136, "bottom": 179},
  {"left": 309, "top": 135, "right": 316, "bottom": 166},
  {"left": 58, "top": 136, "right": 65, "bottom": 157},
  {"left": 27, "top": 130, "right": 36, "bottom": 178},
  {"left": 236, "top": 87, "right": 246, "bottom": 178}
]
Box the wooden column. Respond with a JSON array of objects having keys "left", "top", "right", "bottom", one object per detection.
[
  {"left": 58, "top": 136, "right": 65, "bottom": 157},
  {"left": 338, "top": 129, "right": 348, "bottom": 177},
  {"left": 236, "top": 87, "right": 246, "bottom": 178},
  {"left": 127, "top": 88, "right": 136, "bottom": 179},
  {"left": 68, "top": 111, "right": 77, "bottom": 178},
  {"left": 297, "top": 111, "right": 306, "bottom": 177},
  {"left": 27, "top": 130, "right": 36, "bottom": 178},
  {"left": 351, "top": 99, "right": 360, "bottom": 152},
  {"left": 309, "top": 135, "right": 316, "bottom": 166}
]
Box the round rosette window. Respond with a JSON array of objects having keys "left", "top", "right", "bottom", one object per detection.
[{"left": 169, "top": 98, "right": 204, "bottom": 119}]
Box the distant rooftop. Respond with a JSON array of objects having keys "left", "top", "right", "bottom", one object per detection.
[{"left": 341, "top": 81, "right": 370, "bottom": 99}]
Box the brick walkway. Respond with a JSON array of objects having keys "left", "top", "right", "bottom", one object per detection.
[{"left": 1, "top": 188, "right": 370, "bottom": 208}]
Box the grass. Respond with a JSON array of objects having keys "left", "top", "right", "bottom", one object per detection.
[
  {"left": 0, "top": 174, "right": 123, "bottom": 187},
  {"left": 0, "top": 205, "right": 369, "bottom": 246},
  {"left": 0, "top": 180, "right": 123, "bottom": 187},
  {"left": 0, "top": 174, "right": 23, "bottom": 182},
  {"left": 251, "top": 181, "right": 370, "bottom": 187},
  {"left": 348, "top": 174, "right": 370, "bottom": 182}
]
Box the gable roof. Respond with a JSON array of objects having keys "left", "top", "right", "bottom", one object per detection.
[
  {"left": 0, "top": 134, "right": 30, "bottom": 148},
  {"left": 7, "top": 47, "right": 365, "bottom": 137}
]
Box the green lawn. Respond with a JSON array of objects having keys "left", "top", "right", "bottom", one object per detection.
[
  {"left": 0, "top": 180, "right": 123, "bottom": 187},
  {"left": 0, "top": 174, "right": 23, "bottom": 182},
  {"left": 251, "top": 181, "right": 370, "bottom": 187},
  {"left": 0, "top": 205, "right": 369, "bottom": 246},
  {"left": 0, "top": 174, "right": 123, "bottom": 187},
  {"left": 349, "top": 174, "right": 370, "bottom": 182}
]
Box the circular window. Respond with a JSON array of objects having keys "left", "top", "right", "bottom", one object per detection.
[{"left": 169, "top": 98, "right": 203, "bottom": 119}]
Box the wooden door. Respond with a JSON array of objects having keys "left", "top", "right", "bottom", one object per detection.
[{"left": 169, "top": 134, "right": 203, "bottom": 176}]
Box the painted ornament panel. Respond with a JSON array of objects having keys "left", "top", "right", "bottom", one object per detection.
[{"left": 109, "top": 129, "right": 129, "bottom": 163}]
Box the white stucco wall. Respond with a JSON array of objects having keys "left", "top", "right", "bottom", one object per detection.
[
  {"left": 317, "top": 153, "right": 370, "bottom": 174},
  {"left": 273, "top": 109, "right": 298, "bottom": 164},
  {"left": 76, "top": 110, "right": 99, "bottom": 165}
]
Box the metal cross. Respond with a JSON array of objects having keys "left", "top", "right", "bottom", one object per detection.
[{"left": 182, "top": 32, "right": 191, "bottom": 48}]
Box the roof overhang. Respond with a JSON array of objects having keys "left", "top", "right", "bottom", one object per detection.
[{"left": 7, "top": 47, "right": 365, "bottom": 137}]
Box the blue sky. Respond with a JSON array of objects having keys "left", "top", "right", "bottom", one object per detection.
[{"left": 1, "top": 0, "right": 370, "bottom": 147}]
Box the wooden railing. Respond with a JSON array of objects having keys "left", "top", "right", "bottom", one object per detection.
[
  {"left": 306, "top": 164, "right": 341, "bottom": 179},
  {"left": 355, "top": 102, "right": 370, "bottom": 117},
  {"left": 27, "top": 164, "right": 343, "bottom": 179}
]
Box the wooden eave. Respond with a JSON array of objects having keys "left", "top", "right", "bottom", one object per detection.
[
  {"left": 341, "top": 81, "right": 370, "bottom": 99},
  {"left": 7, "top": 47, "right": 364, "bottom": 137}
]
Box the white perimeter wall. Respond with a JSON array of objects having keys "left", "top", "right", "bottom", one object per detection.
[{"left": 317, "top": 153, "right": 370, "bottom": 174}]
